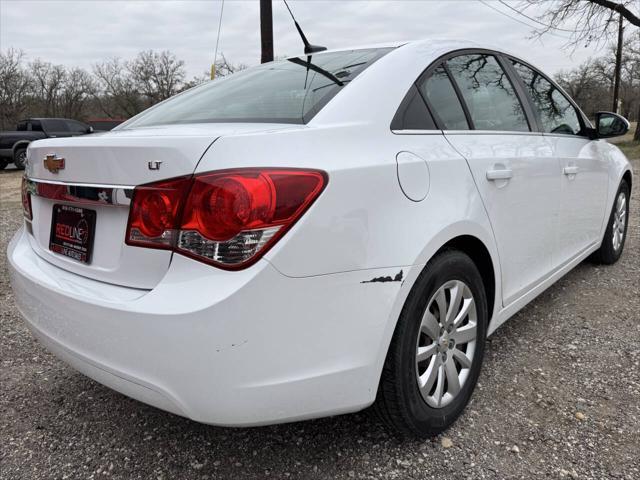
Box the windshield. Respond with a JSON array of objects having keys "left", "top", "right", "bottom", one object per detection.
[{"left": 122, "top": 48, "right": 393, "bottom": 128}]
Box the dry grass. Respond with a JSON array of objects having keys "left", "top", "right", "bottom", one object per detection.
[
  {"left": 608, "top": 122, "right": 639, "bottom": 160},
  {"left": 618, "top": 140, "right": 640, "bottom": 161}
]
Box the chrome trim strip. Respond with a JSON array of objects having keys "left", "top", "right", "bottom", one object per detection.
[
  {"left": 25, "top": 177, "right": 134, "bottom": 207},
  {"left": 391, "top": 129, "right": 443, "bottom": 135},
  {"left": 442, "top": 130, "right": 545, "bottom": 137},
  {"left": 541, "top": 132, "right": 591, "bottom": 140},
  {"left": 26, "top": 178, "right": 135, "bottom": 189}
]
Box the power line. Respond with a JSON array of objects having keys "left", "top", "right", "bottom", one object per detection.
[
  {"left": 477, "top": 0, "right": 571, "bottom": 39},
  {"left": 497, "top": 0, "right": 589, "bottom": 34}
]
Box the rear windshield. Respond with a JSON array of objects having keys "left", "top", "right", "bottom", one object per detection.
[{"left": 123, "top": 48, "right": 393, "bottom": 128}]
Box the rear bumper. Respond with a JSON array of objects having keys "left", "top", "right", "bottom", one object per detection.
[{"left": 8, "top": 227, "right": 404, "bottom": 426}]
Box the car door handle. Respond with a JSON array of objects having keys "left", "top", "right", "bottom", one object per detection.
[
  {"left": 563, "top": 166, "right": 579, "bottom": 175},
  {"left": 486, "top": 168, "right": 513, "bottom": 181}
]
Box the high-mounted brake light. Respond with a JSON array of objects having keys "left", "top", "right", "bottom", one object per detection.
[{"left": 125, "top": 168, "right": 327, "bottom": 269}]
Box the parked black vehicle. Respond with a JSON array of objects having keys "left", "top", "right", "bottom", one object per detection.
[{"left": 0, "top": 118, "right": 93, "bottom": 170}]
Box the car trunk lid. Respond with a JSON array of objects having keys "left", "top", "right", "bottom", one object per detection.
[{"left": 24, "top": 123, "right": 299, "bottom": 289}]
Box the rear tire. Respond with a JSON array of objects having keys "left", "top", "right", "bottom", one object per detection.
[
  {"left": 374, "top": 250, "right": 488, "bottom": 438},
  {"left": 590, "top": 180, "right": 630, "bottom": 265},
  {"left": 13, "top": 148, "right": 27, "bottom": 170}
]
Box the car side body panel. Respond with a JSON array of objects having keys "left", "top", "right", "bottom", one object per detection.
[{"left": 197, "top": 124, "right": 498, "bottom": 277}]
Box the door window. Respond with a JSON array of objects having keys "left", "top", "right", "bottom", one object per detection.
[
  {"left": 43, "top": 119, "right": 70, "bottom": 133},
  {"left": 511, "top": 61, "right": 582, "bottom": 135},
  {"left": 68, "top": 120, "right": 89, "bottom": 134},
  {"left": 446, "top": 54, "right": 529, "bottom": 132},
  {"left": 418, "top": 65, "right": 469, "bottom": 130}
]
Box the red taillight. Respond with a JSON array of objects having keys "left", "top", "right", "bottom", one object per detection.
[
  {"left": 126, "top": 176, "right": 191, "bottom": 248},
  {"left": 126, "top": 168, "right": 327, "bottom": 269},
  {"left": 21, "top": 177, "right": 32, "bottom": 220}
]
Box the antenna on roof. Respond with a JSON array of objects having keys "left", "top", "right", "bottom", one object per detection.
[{"left": 282, "top": 0, "right": 327, "bottom": 55}]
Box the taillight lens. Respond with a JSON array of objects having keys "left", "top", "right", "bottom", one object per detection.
[
  {"left": 125, "top": 168, "right": 327, "bottom": 269},
  {"left": 21, "top": 177, "right": 32, "bottom": 220},
  {"left": 126, "top": 176, "right": 192, "bottom": 248}
]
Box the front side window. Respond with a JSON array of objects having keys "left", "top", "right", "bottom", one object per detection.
[
  {"left": 446, "top": 54, "right": 529, "bottom": 132},
  {"left": 123, "top": 48, "right": 392, "bottom": 128},
  {"left": 419, "top": 65, "right": 469, "bottom": 130},
  {"left": 512, "top": 61, "right": 582, "bottom": 135}
]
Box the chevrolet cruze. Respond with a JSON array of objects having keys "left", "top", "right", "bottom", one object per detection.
[{"left": 8, "top": 39, "right": 632, "bottom": 437}]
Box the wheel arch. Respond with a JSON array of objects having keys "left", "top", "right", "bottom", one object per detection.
[
  {"left": 12, "top": 140, "right": 31, "bottom": 155},
  {"left": 622, "top": 169, "right": 632, "bottom": 192},
  {"left": 436, "top": 235, "right": 496, "bottom": 321},
  {"left": 371, "top": 230, "right": 501, "bottom": 401}
]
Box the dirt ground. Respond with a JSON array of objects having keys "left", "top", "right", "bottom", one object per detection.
[{"left": 1, "top": 155, "right": 639, "bottom": 480}]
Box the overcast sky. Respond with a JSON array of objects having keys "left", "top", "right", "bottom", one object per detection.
[{"left": 0, "top": 0, "right": 608, "bottom": 79}]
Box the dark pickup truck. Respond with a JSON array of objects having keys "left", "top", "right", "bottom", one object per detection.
[{"left": 0, "top": 118, "right": 93, "bottom": 170}]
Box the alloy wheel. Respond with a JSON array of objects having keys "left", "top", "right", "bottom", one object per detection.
[
  {"left": 416, "top": 280, "right": 477, "bottom": 408},
  {"left": 612, "top": 191, "right": 627, "bottom": 252}
]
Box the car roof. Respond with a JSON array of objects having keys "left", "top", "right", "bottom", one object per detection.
[
  {"left": 307, "top": 38, "right": 542, "bottom": 127},
  {"left": 309, "top": 38, "right": 525, "bottom": 68},
  {"left": 22, "top": 118, "right": 82, "bottom": 122},
  {"left": 308, "top": 38, "right": 480, "bottom": 55}
]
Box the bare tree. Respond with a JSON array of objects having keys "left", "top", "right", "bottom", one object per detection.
[
  {"left": 0, "top": 49, "right": 32, "bottom": 129},
  {"left": 93, "top": 58, "right": 145, "bottom": 118},
  {"left": 129, "top": 50, "right": 186, "bottom": 103},
  {"left": 521, "top": 0, "right": 638, "bottom": 46},
  {"left": 29, "top": 59, "right": 67, "bottom": 116},
  {"left": 183, "top": 53, "right": 248, "bottom": 90},
  {"left": 0, "top": 48, "right": 245, "bottom": 127},
  {"left": 215, "top": 52, "right": 248, "bottom": 78},
  {"left": 522, "top": 0, "right": 640, "bottom": 139},
  {"left": 94, "top": 51, "right": 189, "bottom": 117},
  {"left": 59, "top": 68, "right": 96, "bottom": 119}
]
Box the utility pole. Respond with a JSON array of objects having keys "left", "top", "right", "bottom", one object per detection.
[
  {"left": 612, "top": 12, "right": 624, "bottom": 113},
  {"left": 260, "top": 0, "right": 274, "bottom": 63}
]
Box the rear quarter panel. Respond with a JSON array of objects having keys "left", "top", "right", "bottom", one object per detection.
[
  {"left": 195, "top": 124, "right": 500, "bottom": 280},
  {"left": 597, "top": 140, "right": 634, "bottom": 239}
]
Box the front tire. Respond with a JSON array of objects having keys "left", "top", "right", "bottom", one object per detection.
[
  {"left": 0, "top": 158, "right": 8, "bottom": 170},
  {"left": 13, "top": 148, "right": 27, "bottom": 170},
  {"left": 375, "top": 250, "right": 488, "bottom": 438},
  {"left": 591, "top": 180, "right": 630, "bottom": 265}
]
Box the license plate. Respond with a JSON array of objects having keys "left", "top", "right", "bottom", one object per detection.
[{"left": 49, "top": 204, "right": 96, "bottom": 264}]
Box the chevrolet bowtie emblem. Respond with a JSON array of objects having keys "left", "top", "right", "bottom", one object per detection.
[{"left": 44, "top": 154, "right": 65, "bottom": 174}]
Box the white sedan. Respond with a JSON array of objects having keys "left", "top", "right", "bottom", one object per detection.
[{"left": 8, "top": 39, "right": 632, "bottom": 437}]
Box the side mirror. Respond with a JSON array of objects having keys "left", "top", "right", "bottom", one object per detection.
[{"left": 595, "top": 112, "right": 629, "bottom": 139}]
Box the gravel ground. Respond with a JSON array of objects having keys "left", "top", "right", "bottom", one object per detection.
[{"left": 1, "top": 159, "right": 639, "bottom": 480}]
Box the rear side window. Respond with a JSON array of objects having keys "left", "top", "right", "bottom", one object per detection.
[
  {"left": 446, "top": 54, "right": 529, "bottom": 132},
  {"left": 391, "top": 85, "right": 436, "bottom": 130},
  {"left": 511, "top": 61, "right": 582, "bottom": 136},
  {"left": 123, "top": 48, "right": 393, "bottom": 128},
  {"left": 43, "top": 119, "right": 70, "bottom": 132},
  {"left": 418, "top": 65, "right": 469, "bottom": 130},
  {"left": 67, "top": 120, "right": 89, "bottom": 134}
]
